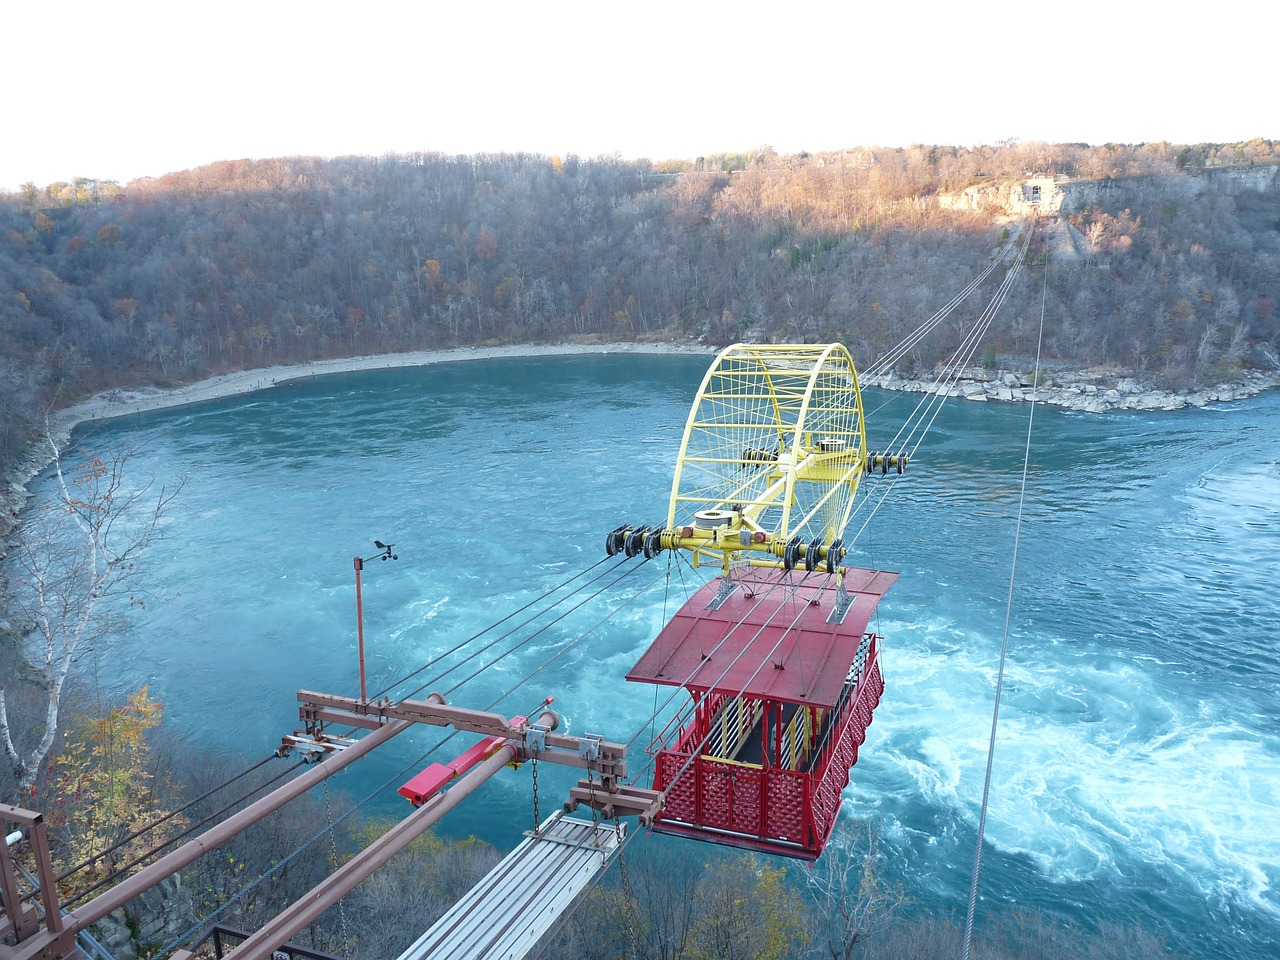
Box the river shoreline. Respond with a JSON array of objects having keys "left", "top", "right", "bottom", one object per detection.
[
  {"left": 864, "top": 366, "right": 1280, "bottom": 413},
  {"left": 4, "top": 341, "right": 1278, "bottom": 552},
  {"left": 1, "top": 340, "right": 715, "bottom": 553}
]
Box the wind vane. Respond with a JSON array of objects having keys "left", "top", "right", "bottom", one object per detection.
[{"left": 355, "top": 539, "right": 398, "bottom": 699}]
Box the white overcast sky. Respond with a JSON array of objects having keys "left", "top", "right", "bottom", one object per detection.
[{"left": 3, "top": 0, "right": 1274, "bottom": 191}]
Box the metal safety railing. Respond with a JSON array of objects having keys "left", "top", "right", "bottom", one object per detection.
[
  {"left": 181, "top": 925, "right": 343, "bottom": 959},
  {"left": 704, "top": 696, "right": 763, "bottom": 761},
  {"left": 778, "top": 704, "right": 813, "bottom": 771}
]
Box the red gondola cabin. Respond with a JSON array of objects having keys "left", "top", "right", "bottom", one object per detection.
[{"left": 627, "top": 565, "right": 896, "bottom": 860}]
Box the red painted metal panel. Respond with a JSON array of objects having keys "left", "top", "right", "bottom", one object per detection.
[
  {"left": 398, "top": 735, "right": 509, "bottom": 806},
  {"left": 398, "top": 763, "right": 455, "bottom": 805},
  {"left": 764, "top": 772, "right": 807, "bottom": 843},
  {"left": 627, "top": 567, "right": 897, "bottom": 709},
  {"left": 655, "top": 754, "right": 813, "bottom": 849},
  {"left": 450, "top": 736, "right": 506, "bottom": 771},
  {"left": 811, "top": 658, "right": 884, "bottom": 845}
]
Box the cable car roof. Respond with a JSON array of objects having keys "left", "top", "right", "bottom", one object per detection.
[{"left": 626, "top": 566, "right": 897, "bottom": 709}]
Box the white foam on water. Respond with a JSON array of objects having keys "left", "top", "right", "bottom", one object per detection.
[{"left": 848, "top": 610, "right": 1280, "bottom": 919}]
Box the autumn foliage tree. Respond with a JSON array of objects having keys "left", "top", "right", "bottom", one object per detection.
[
  {"left": 40, "top": 687, "right": 187, "bottom": 894},
  {"left": 686, "top": 854, "right": 809, "bottom": 960},
  {"left": 551, "top": 843, "right": 808, "bottom": 960}
]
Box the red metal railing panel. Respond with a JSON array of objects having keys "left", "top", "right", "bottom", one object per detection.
[
  {"left": 655, "top": 752, "right": 811, "bottom": 846},
  {"left": 811, "top": 657, "right": 884, "bottom": 841},
  {"left": 762, "top": 769, "right": 807, "bottom": 843}
]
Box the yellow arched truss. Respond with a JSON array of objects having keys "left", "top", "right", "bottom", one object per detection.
[{"left": 663, "top": 343, "right": 868, "bottom": 570}]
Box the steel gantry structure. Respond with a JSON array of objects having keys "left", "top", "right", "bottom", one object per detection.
[{"left": 0, "top": 686, "right": 660, "bottom": 960}]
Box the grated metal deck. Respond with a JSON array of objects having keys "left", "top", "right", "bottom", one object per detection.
[{"left": 394, "top": 814, "right": 624, "bottom": 960}]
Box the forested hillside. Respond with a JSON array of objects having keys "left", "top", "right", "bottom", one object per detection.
[{"left": 3, "top": 140, "right": 1279, "bottom": 480}]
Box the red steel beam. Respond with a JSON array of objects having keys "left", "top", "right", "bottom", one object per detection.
[{"left": 296, "top": 690, "right": 630, "bottom": 778}]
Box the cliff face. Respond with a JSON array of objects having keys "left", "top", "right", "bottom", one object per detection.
[{"left": 939, "top": 164, "right": 1280, "bottom": 217}]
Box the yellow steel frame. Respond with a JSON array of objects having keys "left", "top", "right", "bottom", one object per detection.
[{"left": 664, "top": 343, "right": 867, "bottom": 571}]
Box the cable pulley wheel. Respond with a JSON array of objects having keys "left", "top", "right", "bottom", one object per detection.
[
  {"left": 624, "top": 526, "right": 650, "bottom": 558},
  {"left": 643, "top": 530, "right": 664, "bottom": 560},
  {"left": 826, "top": 537, "right": 844, "bottom": 573},
  {"left": 783, "top": 536, "right": 803, "bottom": 571}
]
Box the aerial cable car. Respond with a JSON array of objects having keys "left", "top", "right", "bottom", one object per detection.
[{"left": 611, "top": 343, "right": 903, "bottom": 860}]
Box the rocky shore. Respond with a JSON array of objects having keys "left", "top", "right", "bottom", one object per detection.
[{"left": 863, "top": 366, "right": 1280, "bottom": 413}]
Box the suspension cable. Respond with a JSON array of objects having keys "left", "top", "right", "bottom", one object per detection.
[
  {"left": 484, "top": 564, "right": 672, "bottom": 713},
  {"left": 617, "top": 225, "right": 1036, "bottom": 800},
  {"left": 394, "top": 557, "right": 647, "bottom": 703},
  {"left": 961, "top": 247, "right": 1047, "bottom": 960},
  {"left": 442, "top": 559, "right": 665, "bottom": 702},
  {"left": 158, "top": 565, "right": 676, "bottom": 954},
  {"left": 371, "top": 554, "right": 617, "bottom": 700},
  {"left": 622, "top": 563, "right": 801, "bottom": 756},
  {"left": 54, "top": 752, "right": 278, "bottom": 885},
  {"left": 638, "top": 571, "right": 833, "bottom": 792},
  {"left": 862, "top": 229, "right": 1022, "bottom": 380},
  {"left": 155, "top": 737, "right": 448, "bottom": 957},
  {"left": 437, "top": 559, "right": 651, "bottom": 698},
  {"left": 903, "top": 254, "right": 1027, "bottom": 464},
  {"left": 880, "top": 222, "right": 1034, "bottom": 459},
  {"left": 397, "top": 229, "right": 1028, "bottom": 748},
  {"left": 623, "top": 567, "right": 824, "bottom": 785},
  {"left": 157, "top": 560, "right": 671, "bottom": 948},
  {"left": 829, "top": 223, "right": 1034, "bottom": 559},
  {"left": 61, "top": 757, "right": 309, "bottom": 909}
]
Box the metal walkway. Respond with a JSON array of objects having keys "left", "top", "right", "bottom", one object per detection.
[{"left": 394, "top": 814, "right": 624, "bottom": 960}]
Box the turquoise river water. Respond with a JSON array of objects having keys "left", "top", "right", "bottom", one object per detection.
[{"left": 28, "top": 354, "right": 1280, "bottom": 958}]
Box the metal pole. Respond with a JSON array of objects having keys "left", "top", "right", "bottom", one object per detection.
[
  {"left": 224, "top": 742, "right": 518, "bottom": 960},
  {"left": 354, "top": 556, "right": 366, "bottom": 700},
  {"left": 0, "top": 817, "right": 32, "bottom": 942}
]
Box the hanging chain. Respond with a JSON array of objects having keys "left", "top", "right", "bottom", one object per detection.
[
  {"left": 586, "top": 761, "right": 634, "bottom": 953},
  {"left": 615, "top": 818, "right": 637, "bottom": 958},
  {"left": 531, "top": 757, "right": 541, "bottom": 835},
  {"left": 322, "top": 780, "right": 350, "bottom": 953},
  {"left": 585, "top": 763, "right": 605, "bottom": 855}
]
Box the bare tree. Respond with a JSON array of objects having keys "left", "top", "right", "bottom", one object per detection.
[
  {"left": 0, "top": 434, "right": 182, "bottom": 796},
  {"left": 341, "top": 829, "right": 500, "bottom": 960},
  {"left": 682, "top": 853, "right": 808, "bottom": 960},
  {"left": 804, "top": 820, "right": 906, "bottom": 960}
]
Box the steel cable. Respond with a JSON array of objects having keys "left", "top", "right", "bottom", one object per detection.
[
  {"left": 623, "top": 565, "right": 824, "bottom": 778},
  {"left": 157, "top": 563, "right": 676, "bottom": 955},
  {"left": 961, "top": 245, "right": 1048, "bottom": 960},
  {"left": 52, "top": 752, "right": 279, "bottom": 887},
  {"left": 635, "top": 571, "right": 832, "bottom": 793},
  {"left": 838, "top": 223, "right": 1035, "bottom": 550},
  {"left": 394, "top": 557, "right": 647, "bottom": 703},
  {"left": 371, "top": 554, "right": 618, "bottom": 700},
  {"left": 861, "top": 229, "right": 1021, "bottom": 381},
  {"left": 60, "top": 757, "right": 309, "bottom": 909}
]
